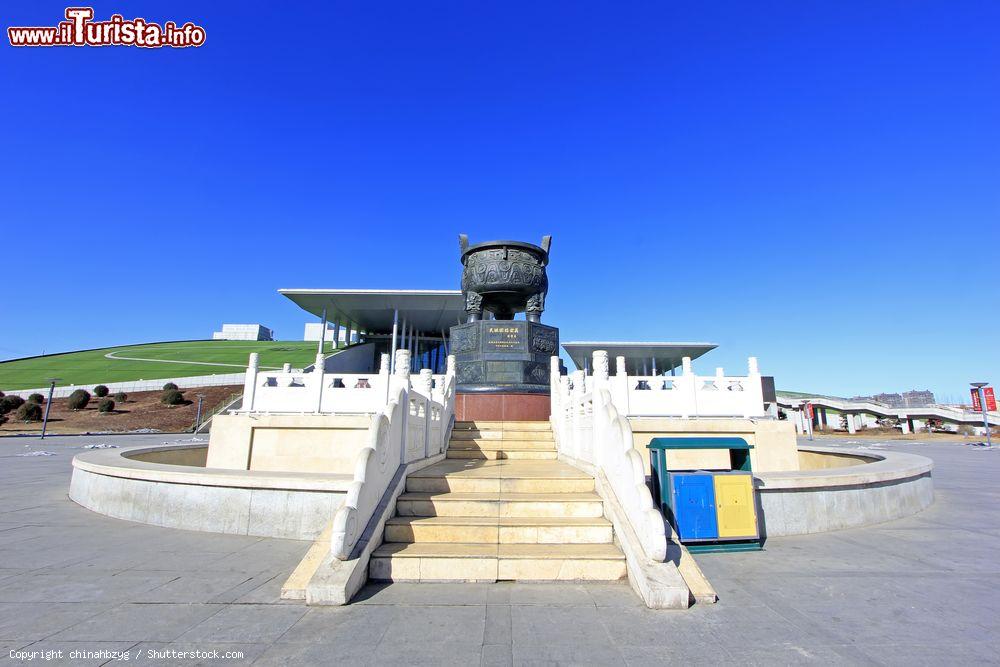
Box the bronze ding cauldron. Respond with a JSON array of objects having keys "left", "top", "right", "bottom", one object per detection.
[{"left": 458, "top": 235, "right": 551, "bottom": 322}]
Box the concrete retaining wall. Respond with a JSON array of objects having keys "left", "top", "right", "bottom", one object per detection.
[
  {"left": 70, "top": 444, "right": 350, "bottom": 540},
  {"left": 755, "top": 447, "right": 934, "bottom": 537},
  {"left": 6, "top": 373, "right": 246, "bottom": 399}
]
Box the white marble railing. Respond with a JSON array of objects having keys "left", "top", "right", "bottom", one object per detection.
[
  {"left": 238, "top": 351, "right": 445, "bottom": 415},
  {"left": 610, "top": 356, "right": 766, "bottom": 418},
  {"left": 330, "top": 350, "right": 456, "bottom": 560},
  {"left": 550, "top": 354, "right": 667, "bottom": 562}
]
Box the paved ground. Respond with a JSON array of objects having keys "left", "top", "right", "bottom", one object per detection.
[{"left": 0, "top": 433, "right": 997, "bottom": 665}]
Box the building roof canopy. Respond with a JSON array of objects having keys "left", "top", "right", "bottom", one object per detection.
[{"left": 279, "top": 289, "right": 466, "bottom": 335}]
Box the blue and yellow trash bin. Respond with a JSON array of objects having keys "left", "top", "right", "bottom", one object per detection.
[{"left": 648, "top": 438, "right": 761, "bottom": 552}]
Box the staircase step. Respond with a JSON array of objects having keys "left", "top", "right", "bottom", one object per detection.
[
  {"left": 451, "top": 431, "right": 554, "bottom": 442},
  {"left": 497, "top": 544, "right": 627, "bottom": 581},
  {"left": 454, "top": 421, "right": 551, "bottom": 431},
  {"left": 446, "top": 449, "right": 557, "bottom": 460},
  {"left": 396, "top": 492, "right": 604, "bottom": 518},
  {"left": 499, "top": 492, "right": 605, "bottom": 518},
  {"left": 369, "top": 543, "right": 625, "bottom": 582},
  {"left": 369, "top": 543, "right": 498, "bottom": 582},
  {"left": 384, "top": 516, "right": 613, "bottom": 544},
  {"left": 406, "top": 475, "right": 592, "bottom": 494},
  {"left": 449, "top": 439, "right": 555, "bottom": 451}
]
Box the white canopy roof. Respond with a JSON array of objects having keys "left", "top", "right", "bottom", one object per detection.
[{"left": 279, "top": 289, "right": 466, "bottom": 335}]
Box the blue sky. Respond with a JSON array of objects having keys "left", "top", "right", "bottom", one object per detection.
[{"left": 2, "top": 1, "right": 997, "bottom": 401}]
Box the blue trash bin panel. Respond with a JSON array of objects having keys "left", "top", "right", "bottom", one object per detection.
[{"left": 669, "top": 473, "right": 719, "bottom": 541}]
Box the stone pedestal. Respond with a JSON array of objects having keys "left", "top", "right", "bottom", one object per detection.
[
  {"left": 450, "top": 320, "right": 558, "bottom": 395},
  {"left": 453, "top": 393, "right": 551, "bottom": 421}
]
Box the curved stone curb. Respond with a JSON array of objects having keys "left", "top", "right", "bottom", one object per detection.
[
  {"left": 70, "top": 444, "right": 350, "bottom": 540},
  {"left": 754, "top": 446, "right": 934, "bottom": 537}
]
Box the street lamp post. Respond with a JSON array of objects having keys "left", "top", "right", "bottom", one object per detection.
[
  {"left": 970, "top": 382, "right": 992, "bottom": 448},
  {"left": 194, "top": 393, "right": 206, "bottom": 433},
  {"left": 40, "top": 377, "right": 60, "bottom": 440}
]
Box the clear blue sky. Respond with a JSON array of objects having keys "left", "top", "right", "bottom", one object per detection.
[{"left": 2, "top": 1, "right": 997, "bottom": 401}]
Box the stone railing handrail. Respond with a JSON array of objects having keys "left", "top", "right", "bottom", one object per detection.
[
  {"left": 602, "top": 355, "right": 767, "bottom": 419},
  {"left": 550, "top": 354, "right": 667, "bottom": 562},
  {"left": 330, "top": 350, "right": 456, "bottom": 560}
]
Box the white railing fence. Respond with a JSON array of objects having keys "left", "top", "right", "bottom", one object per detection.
[
  {"left": 610, "top": 355, "right": 766, "bottom": 418},
  {"left": 550, "top": 353, "right": 667, "bottom": 562},
  {"left": 239, "top": 351, "right": 448, "bottom": 416},
  {"left": 330, "top": 349, "right": 457, "bottom": 560}
]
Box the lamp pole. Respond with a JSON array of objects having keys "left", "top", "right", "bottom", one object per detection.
[
  {"left": 971, "top": 382, "right": 992, "bottom": 448},
  {"left": 804, "top": 401, "right": 814, "bottom": 441},
  {"left": 40, "top": 378, "right": 60, "bottom": 440},
  {"left": 194, "top": 393, "right": 206, "bottom": 433}
]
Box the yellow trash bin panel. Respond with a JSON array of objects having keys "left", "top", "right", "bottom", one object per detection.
[{"left": 713, "top": 473, "right": 758, "bottom": 539}]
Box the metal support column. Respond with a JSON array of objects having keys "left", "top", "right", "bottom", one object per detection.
[
  {"left": 317, "top": 307, "right": 327, "bottom": 355},
  {"left": 389, "top": 309, "right": 399, "bottom": 374}
]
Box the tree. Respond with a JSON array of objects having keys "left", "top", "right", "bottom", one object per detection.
[
  {"left": 161, "top": 389, "right": 185, "bottom": 406},
  {"left": 15, "top": 402, "right": 42, "bottom": 422},
  {"left": 98, "top": 398, "right": 115, "bottom": 413},
  {"left": 94, "top": 385, "right": 110, "bottom": 398},
  {"left": 67, "top": 389, "right": 91, "bottom": 410},
  {"left": 0, "top": 395, "right": 25, "bottom": 414}
]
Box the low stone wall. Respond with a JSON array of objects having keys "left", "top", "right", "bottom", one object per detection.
[
  {"left": 70, "top": 444, "right": 351, "bottom": 540},
  {"left": 756, "top": 447, "right": 933, "bottom": 537},
  {"left": 628, "top": 417, "right": 800, "bottom": 474}
]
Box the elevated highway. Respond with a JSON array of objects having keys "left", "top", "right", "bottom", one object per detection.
[{"left": 776, "top": 395, "right": 999, "bottom": 435}]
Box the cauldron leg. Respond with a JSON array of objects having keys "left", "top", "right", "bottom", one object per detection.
[
  {"left": 465, "top": 291, "right": 483, "bottom": 322},
  {"left": 526, "top": 293, "right": 544, "bottom": 323}
]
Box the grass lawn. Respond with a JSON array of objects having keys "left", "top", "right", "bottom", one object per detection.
[{"left": 0, "top": 340, "right": 325, "bottom": 390}]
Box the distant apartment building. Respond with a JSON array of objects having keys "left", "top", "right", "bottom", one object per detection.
[
  {"left": 212, "top": 324, "right": 274, "bottom": 341},
  {"left": 902, "top": 390, "right": 935, "bottom": 407},
  {"left": 851, "top": 390, "right": 936, "bottom": 407}
]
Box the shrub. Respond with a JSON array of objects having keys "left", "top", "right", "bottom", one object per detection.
[
  {"left": 94, "top": 385, "right": 110, "bottom": 398},
  {"left": 98, "top": 398, "right": 115, "bottom": 413},
  {"left": 27, "top": 393, "right": 45, "bottom": 404},
  {"left": 0, "top": 390, "right": 4, "bottom": 398},
  {"left": 161, "top": 389, "right": 185, "bottom": 405},
  {"left": 113, "top": 392, "right": 128, "bottom": 403},
  {"left": 15, "top": 402, "right": 42, "bottom": 422},
  {"left": 0, "top": 413, "right": 6, "bottom": 426},
  {"left": 163, "top": 382, "right": 179, "bottom": 391},
  {"left": 0, "top": 395, "right": 25, "bottom": 414},
  {"left": 67, "top": 389, "right": 91, "bottom": 410}
]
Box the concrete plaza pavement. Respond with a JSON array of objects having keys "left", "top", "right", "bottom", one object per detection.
[{"left": 0, "top": 433, "right": 997, "bottom": 665}]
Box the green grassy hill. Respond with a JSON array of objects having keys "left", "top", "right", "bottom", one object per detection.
[{"left": 0, "top": 340, "right": 321, "bottom": 390}]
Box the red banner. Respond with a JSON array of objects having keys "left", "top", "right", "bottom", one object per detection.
[{"left": 971, "top": 387, "right": 997, "bottom": 412}]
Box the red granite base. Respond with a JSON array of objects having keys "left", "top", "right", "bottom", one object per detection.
[{"left": 454, "top": 392, "right": 551, "bottom": 422}]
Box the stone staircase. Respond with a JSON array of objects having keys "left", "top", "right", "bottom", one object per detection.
[{"left": 369, "top": 421, "right": 627, "bottom": 582}]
